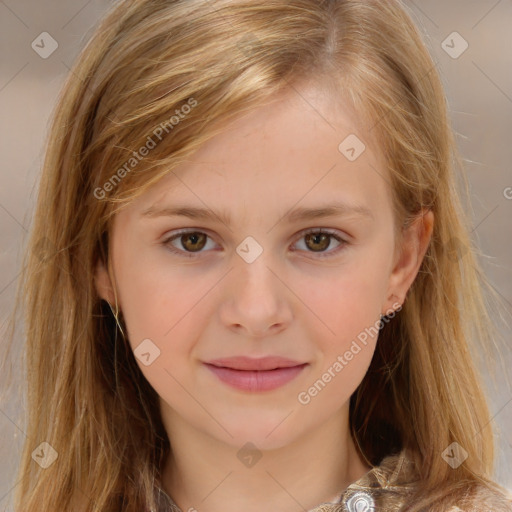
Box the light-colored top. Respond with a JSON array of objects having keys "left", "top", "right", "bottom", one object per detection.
[{"left": 153, "top": 449, "right": 512, "bottom": 512}]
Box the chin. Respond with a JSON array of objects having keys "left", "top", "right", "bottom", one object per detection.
[{"left": 212, "top": 412, "right": 305, "bottom": 451}]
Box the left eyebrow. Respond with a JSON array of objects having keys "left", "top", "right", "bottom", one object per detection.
[
  {"left": 284, "top": 202, "right": 374, "bottom": 223},
  {"left": 141, "top": 201, "right": 374, "bottom": 225}
]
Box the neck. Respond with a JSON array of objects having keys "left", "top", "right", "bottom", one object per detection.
[{"left": 160, "top": 405, "right": 371, "bottom": 512}]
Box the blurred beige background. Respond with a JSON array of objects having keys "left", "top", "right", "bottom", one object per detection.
[{"left": 0, "top": 1, "right": 511, "bottom": 510}]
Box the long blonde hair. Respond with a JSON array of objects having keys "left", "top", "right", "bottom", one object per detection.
[{"left": 3, "top": 0, "right": 511, "bottom": 510}]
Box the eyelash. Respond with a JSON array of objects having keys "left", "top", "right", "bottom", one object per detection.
[{"left": 161, "top": 228, "right": 349, "bottom": 259}]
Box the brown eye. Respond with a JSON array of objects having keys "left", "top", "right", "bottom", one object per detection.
[
  {"left": 293, "top": 229, "right": 348, "bottom": 258},
  {"left": 304, "top": 232, "right": 331, "bottom": 252},
  {"left": 163, "top": 229, "right": 218, "bottom": 258},
  {"left": 179, "top": 232, "right": 207, "bottom": 252}
]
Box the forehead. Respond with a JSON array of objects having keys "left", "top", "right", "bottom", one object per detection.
[{"left": 121, "top": 81, "right": 392, "bottom": 226}]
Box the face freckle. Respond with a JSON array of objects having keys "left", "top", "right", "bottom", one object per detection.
[{"left": 99, "top": 80, "right": 400, "bottom": 450}]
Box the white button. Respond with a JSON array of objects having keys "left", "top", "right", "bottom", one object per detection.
[{"left": 345, "top": 490, "right": 375, "bottom": 512}]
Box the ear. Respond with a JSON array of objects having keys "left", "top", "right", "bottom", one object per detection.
[
  {"left": 383, "top": 209, "right": 434, "bottom": 313},
  {"left": 94, "top": 257, "right": 116, "bottom": 304}
]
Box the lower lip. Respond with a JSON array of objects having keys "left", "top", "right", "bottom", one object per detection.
[{"left": 203, "top": 363, "right": 308, "bottom": 392}]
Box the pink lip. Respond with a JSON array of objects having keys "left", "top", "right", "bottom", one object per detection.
[{"left": 203, "top": 356, "right": 308, "bottom": 392}]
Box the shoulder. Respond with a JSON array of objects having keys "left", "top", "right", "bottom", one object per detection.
[
  {"left": 351, "top": 450, "right": 512, "bottom": 512},
  {"left": 455, "top": 482, "right": 512, "bottom": 512}
]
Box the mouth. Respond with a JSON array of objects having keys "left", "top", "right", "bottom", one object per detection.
[{"left": 203, "top": 356, "right": 308, "bottom": 392}]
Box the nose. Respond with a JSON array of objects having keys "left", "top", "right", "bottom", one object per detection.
[{"left": 218, "top": 248, "right": 293, "bottom": 338}]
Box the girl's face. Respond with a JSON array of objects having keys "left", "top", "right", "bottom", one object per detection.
[{"left": 95, "top": 81, "right": 430, "bottom": 450}]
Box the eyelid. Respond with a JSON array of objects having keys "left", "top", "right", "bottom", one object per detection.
[{"left": 161, "top": 227, "right": 350, "bottom": 259}]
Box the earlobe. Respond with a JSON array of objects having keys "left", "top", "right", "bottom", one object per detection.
[
  {"left": 94, "top": 257, "right": 116, "bottom": 304},
  {"left": 385, "top": 210, "right": 434, "bottom": 312}
]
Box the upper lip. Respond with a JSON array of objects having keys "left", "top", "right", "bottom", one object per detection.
[{"left": 204, "top": 356, "right": 306, "bottom": 371}]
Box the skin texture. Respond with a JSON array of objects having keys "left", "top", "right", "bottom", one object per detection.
[{"left": 95, "top": 81, "right": 434, "bottom": 512}]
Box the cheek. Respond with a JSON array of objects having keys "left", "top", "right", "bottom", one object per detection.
[
  {"left": 294, "top": 249, "right": 392, "bottom": 398},
  {"left": 294, "top": 271, "right": 384, "bottom": 414},
  {"left": 113, "top": 261, "right": 208, "bottom": 409},
  {"left": 113, "top": 247, "right": 216, "bottom": 376},
  {"left": 113, "top": 231, "right": 188, "bottom": 327},
  {"left": 299, "top": 256, "right": 389, "bottom": 342}
]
